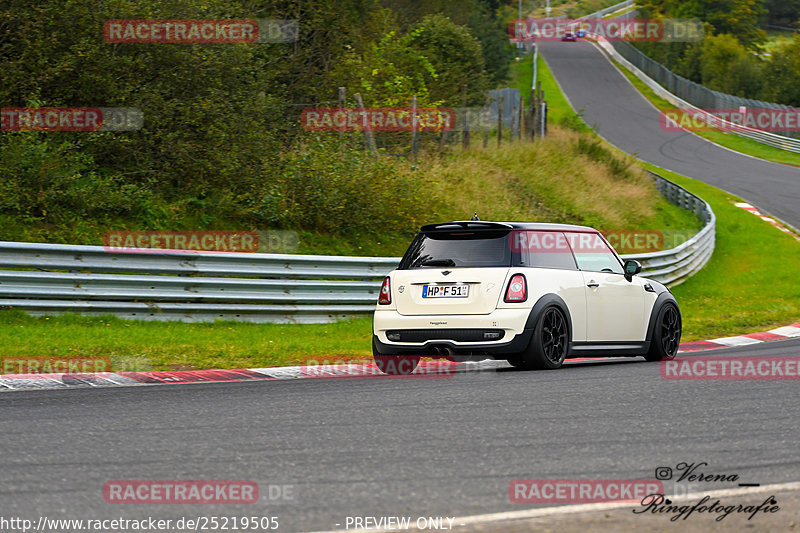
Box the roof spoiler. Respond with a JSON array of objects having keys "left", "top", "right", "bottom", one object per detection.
[{"left": 420, "top": 221, "right": 514, "bottom": 233}]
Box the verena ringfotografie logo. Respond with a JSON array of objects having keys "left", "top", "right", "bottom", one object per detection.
[
  {"left": 642, "top": 461, "right": 781, "bottom": 522},
  {"left": 509, "top": 18, "right": 704, "bottom": 42},
  {"left": 104, "top": 19, "right": 298, "bottom": 44},
  {"left": 661, "top": 108, "right": 800, "bottom": 133},
  {"left": 1, "top": 107, "right": 143, "bottom": 131},
  {"left": 509, "top": 479, "right": 664, "bottom": 503},
  {"left": 103, "top": 230, "right": 259, "bottom": 253},
  {"left": 103, "top": 481, "right": 258, "bottom": 504},
  {"left": 301, "top": 108, "right": 456, "bottom": 132},
  {"left": 661, "top": 356, "right": 800, "bottom": 380},
  {"left": 1, "top": 357, "right": 112, "bottom": 375}
]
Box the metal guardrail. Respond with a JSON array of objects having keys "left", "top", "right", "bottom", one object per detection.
[
  {"left": 0, "top": 174, "right": 713, "bottom": 323},
  {"left": 631, "top": 171, "right": 715, "bottom": 286},
  {"left": 0, "top": 246, "right": 397, "bottom": 323},
  {"left": 585, "top": 0, "right": 634, "bottom": 19}
]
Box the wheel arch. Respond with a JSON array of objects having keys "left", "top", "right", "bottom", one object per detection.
[
  {"left": 644, "top": 292, "right": 681, "bottom": 344},
  {"left": 524, "top": 293, "right": 574, "bottom": 345}
]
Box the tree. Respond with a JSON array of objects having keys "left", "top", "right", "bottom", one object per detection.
[
  {"left": 700, "top": 34, "right": 763, "bottom": 97},
  {"left": 762, "top": 35, "right": 800, "bottom": 105},
  {"left": 638, "top": 0, "right": 766, "bottom": 45},
  {"left": 405, "top": 14, "right": 492, "bottom": 106},
  {"left": 763, "top": 0, "right": 800, "bottom": 28}
]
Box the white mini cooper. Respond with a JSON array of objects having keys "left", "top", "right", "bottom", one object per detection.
[{"left": 373, "top": 221, "right": 681, "bottom": 374}]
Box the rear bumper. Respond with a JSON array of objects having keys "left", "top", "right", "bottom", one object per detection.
[
  {"left": 372, "top": 331, "right": 533, "bottom": 357},
  {"left": 373, "top": 308, "right": 533, "bottom": 357}
]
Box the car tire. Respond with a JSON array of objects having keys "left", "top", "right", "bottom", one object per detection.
[
  {"left": 645, "top": 302, "right": 682, "bottom": 361},
  {"left": 510, "top": 305, "right": 569, "bottom": 370}
]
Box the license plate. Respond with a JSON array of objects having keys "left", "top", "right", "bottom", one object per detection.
[{"left": 422, "top": 284, "right": 469, "bottom": 298}]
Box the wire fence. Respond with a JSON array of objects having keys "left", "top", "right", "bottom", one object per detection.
[
  {"left": 611, "top": 40, "right": 795, "bottom": 119},
  {"left": 594, "top": 38, "right": 800, "bottom": 152}
]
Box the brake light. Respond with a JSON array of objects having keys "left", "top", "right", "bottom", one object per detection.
[
  {"left": 379, "top": 277, "right": 392, "bottom": 305},
  {"left": 504, "top": 274, "right": 527, "bottom": 302}
]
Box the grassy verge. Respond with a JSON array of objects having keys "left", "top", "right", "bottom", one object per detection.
[
  {"left": 607, "top": 55, "right": 800, "bottom": 167},
  {"left": 0, "top": 133, "right": 698, "bottom": 257},
  {"left": 0, "top": 311, "right": 374, "bottom": 370}
]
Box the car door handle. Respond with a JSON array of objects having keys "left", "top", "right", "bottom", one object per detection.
[{"left": 587, "top": 281, "right": 599, "bottom": 288}]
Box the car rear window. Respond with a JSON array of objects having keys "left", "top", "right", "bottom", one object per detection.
[
  {"left": 399, "top": 229, "right": 583, "bottom": 270},
  {"left": 399, "top": 230, "right": 511, "bottom": 269}
]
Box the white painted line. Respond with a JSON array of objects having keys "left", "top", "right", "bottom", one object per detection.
[
  {"left": 734, "top": 202, "right": 754, "bottom": 208},
  {"left": 708, "top": 336, "right": 763, "bottom": 347},
  {"left": 769, "top": 326, "right": 800, "bottom": 337},
  {"left": 309, "top": 481, "right": 800, "bottom": 532}
]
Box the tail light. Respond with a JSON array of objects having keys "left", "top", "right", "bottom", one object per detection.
[
  {"left": 379, "top": 277, "right": 392, "bottom": 305},
  {"left": 504, "top": 274, "right": 527, "bottom": 303}
]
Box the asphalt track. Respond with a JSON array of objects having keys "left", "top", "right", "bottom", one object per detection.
[
  {"left": 2, "top": 341, "right": 800, "bottom": 532},
  {"left": 537, "top": 41, "right": 800, "bottom": 230}
]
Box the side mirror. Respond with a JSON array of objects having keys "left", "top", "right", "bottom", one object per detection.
[{"left": 623, "top": 260, "right": 642, "bottom": 282}]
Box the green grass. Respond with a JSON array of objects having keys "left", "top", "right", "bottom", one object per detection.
[
  {"left": 0, "top": 134, "right": 700, "bottom": 257},
  {"left": 0, "top": 311, "right": 375, "bottom": 371},
  {"left": 607, "top": 56, "right": 800, "bottom": 167}
]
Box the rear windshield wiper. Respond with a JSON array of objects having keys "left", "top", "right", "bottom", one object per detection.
[{"left": 419, "top": 259, "right": 456, "bottom": 267}]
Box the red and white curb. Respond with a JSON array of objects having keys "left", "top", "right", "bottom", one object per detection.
[
  {"left": 678, "top": 322, "right": 800, "bottom": 352},
  {"left": 0, "top": 357, "right": 641, "bottom": 391},
  {"left": 1, "top": 323, "right": 798, "bottom": 391},
  {"left": 735, "top": 202, "right": 800, "bottom": 243},
  {"left": 0, "top": 360, "right": 507, "bottom": 391}
]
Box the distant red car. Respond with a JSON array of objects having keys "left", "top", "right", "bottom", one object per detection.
[{"left": 561, "top": 31, "right": 576, "bottom": 42}]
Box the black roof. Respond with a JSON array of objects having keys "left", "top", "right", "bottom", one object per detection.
[{"left": 420, "top": 221, "right": 598, "bottom": 233}]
